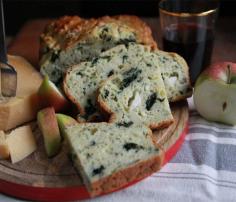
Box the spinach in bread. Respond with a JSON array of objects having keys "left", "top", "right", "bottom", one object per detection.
[
  {"left": 119, "top": 67, "right": 142, "bottom": 90},
  {"left": 146, "top": 93, "right": 157, "bottom": 111},
  {"left": 116, "top": 121, "right": 134, "bottom": 127}
]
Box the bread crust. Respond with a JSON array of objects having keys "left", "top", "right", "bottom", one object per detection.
[
  {"left": 89, "top": 152, "right": 163, "bottom": 197},
  {"left": 40, "top": 15, "right": 157, "bottom": 56},
  {"left": 40, "top": 16, "right": 96, "bottom": 50},
  {"left": 113, "top": 15, "right": 157, "bottom": 50}
]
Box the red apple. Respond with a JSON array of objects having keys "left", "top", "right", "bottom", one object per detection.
[
  {"left": 37, "top": 107, "right": 62, "bottom": 157},
  {"left": 194, "top": 62, "right": 236, "bottom": 125},
  {"left": 38, "top": 76, "right": 69, "bottom": 112},
  {"left": 56, "top": 113, "right": 77, "bottom": 138}
]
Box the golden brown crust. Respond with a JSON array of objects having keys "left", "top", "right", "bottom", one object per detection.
[
  {"left": 149, "top": 119, "right": 174, "bottom": 130},
  {"left": 89, "top": 149, "right": 164, "bottom": 197},
  {"left": 39, "top": 16, "right": 95, "bottom": 58},
  {"left": 171, "top": 91, "right": 192, "bottom": 102},
  {"left": 40, "top": 15, "right": 157, "bottom": 55},
  {"left": 113, "top": 15, "right": 157, "bottom": 50}
]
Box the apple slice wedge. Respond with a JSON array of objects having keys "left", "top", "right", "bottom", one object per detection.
[
  {"left": 56, "top": 114, "right": 77, "bottom": 139},
  {"left": 38, "top": 76, "right": 69, "bottom": 112},
  {"left": 194, "top": 62, "right": 236, "bottom": 125},
  {"left": 37, "top": 107, "right": 61, "bottom": 157}
]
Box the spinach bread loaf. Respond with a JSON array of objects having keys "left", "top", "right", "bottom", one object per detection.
[
  {"left": 65, "top": 122, "right": 163, "bottom": 197},
  {"left": 97, "top": 66, "right": 173, "bottom": 129},
  {"left": 39, "top": 15, "right": 157, "bottom": 84}
]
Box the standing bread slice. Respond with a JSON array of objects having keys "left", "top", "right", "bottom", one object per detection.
[
  {"left": 155, "top": 50, "right": 192, "bottom": 102},
  {"left": 97, "top": 65, "right": 174, "bottom": 130}
]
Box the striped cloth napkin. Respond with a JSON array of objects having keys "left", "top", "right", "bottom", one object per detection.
[{"left": 82, "top": 97, "right": 236, "bottom": 202}]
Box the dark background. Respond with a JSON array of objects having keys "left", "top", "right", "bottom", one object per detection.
[{"left": 3, "top": 0, "right": 236, "bottom": 35}]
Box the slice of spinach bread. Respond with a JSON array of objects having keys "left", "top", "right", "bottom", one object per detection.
[
  {"left": 39, "top": 15, "right": 157, "bottom": 84},
  {"left": 64, "top": 122, "right": 164, "bottom": 197},
  {"left": 63, "top": 43, "right": 153, "bottom": 120},
  {"left": 155, "top": 50, "right": 192, "bottom": 102},
  {"left": 97, "top": 65, "right": 174, "bottom": 129}
]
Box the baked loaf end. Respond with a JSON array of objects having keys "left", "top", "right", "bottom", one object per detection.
[
  {"left": 63, "top": 43, "right": 152, "bottom": 120},
  {"left": 39, "top": 15, "right": 157, "bottom": 83},
  {"left": 97, "top": 64, "right": 174, "bottom": 129},
  {"left": 113, "top": 15, "right": 157, "bottom": 49},
  {"left": 155, "top": 50, "right": 192, "bottom": 102},
  {"left": 65, "top": 123, "right": 163, "bottom": 197}
]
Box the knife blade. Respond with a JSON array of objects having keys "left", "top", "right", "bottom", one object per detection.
[
  {"left": 0, "top": 62, "right": 17, "bottom": 97},
  {"left": 0, "top": 0, "right": 17, "bottom": 97}
]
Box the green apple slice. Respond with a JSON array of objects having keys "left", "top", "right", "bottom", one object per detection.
[
  {"left": 37, "top": 76, "right": 69, "bottom": 112},
  {"left": 56, "top": 114, "right": 77, "bottom": 138},
  {"left": 37, "top": 107, "right": 62, "bottom": 157}
]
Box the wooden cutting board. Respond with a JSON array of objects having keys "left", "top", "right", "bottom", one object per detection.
[{"left": 0, "top": 19, "right": 189, "bottom": 201}]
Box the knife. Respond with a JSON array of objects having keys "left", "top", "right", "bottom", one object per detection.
[{"left": 0, "top": 0, "right": 17, "bottom": 97}]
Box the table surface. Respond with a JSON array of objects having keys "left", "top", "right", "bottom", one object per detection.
[{"left": 2, "top": 16, "right": 236, "bottom": 202}]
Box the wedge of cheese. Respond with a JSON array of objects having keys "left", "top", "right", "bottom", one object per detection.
[
  {"left": 6, "top": 125, "right": 37, "bottom": 163},
  {"left": 0, "top": 55, "right": 42, "bottom": 131},
  {"left": 0, "top": 131, "right": 10, "bottom": 159}
]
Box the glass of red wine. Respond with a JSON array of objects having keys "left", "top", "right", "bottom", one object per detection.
[{"left": 159, "top": 0, "right": 219, "bottom": 84}]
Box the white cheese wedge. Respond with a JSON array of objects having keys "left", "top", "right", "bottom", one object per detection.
[
  {"left": 6, "top": 125, "right": 37, "bottom": 163},
  {"left": 0, "top": 131, "right": 10, "bottom": 159},
  {"left": 0, "top": 55, "right": 42, "bottom": 131}
]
